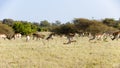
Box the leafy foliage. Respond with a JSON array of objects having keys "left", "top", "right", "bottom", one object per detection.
[
  {"left": 1, "top": 18, "right": 120, "bottom": 36},
  {"left": 87, "top": 21, "right": 109, "bottom": 33},
  {"left": 73, "top": 18, "right": 92, "bottom": 32},
  {"left": 73, "top": 18, "right": 118, "bottom": 34},
  {"left": 0, "top": 23, "right": 14, "bottom": 39},
  {"left": 102, "top": 18, "right": 116, "bottom": 27},
  {"left": 2, "top": 19, "right": 14, "bottom": 26},
  {"left": 52, "top": 23, "right": 76, "bottom": 35},
  {"left": 114, "top": 21, "right": 120, "bottom": 30},
  {"left": 12, "top": 22, "right": 37, "bottom": 35},
  {"left": 40, "top": 20, "right": 51, "bottom": 27}
]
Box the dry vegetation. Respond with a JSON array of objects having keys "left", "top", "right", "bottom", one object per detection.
[{"left": 0, "top": 32, "right": 120, "bottom": 68}]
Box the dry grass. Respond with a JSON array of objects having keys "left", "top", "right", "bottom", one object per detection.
[{"left": 0, "top": 32, "right": 120, "bottom": 68}]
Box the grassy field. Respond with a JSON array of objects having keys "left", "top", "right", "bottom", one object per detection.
[{"left": 0, "top": 32, "right": 120, "bottom": 68}]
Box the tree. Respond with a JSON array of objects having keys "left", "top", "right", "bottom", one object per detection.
[
  {"left": 31, "top": 23, "right": 38, "bottom": 33},
  {"left": 52, "top": 23, "right": 76, "bottom": 35},
  {"left": 87, "top": 21, "right": 108, "bottom": 33},
  {"left": 2, "top": 19, "right": 14, "bottom": 26},
  {"left": 12, "top": 21, "right": 37, "bottom": 35},
  {"left": 114, "top": 23, "right": 120, "bottom": 30},
  {"left": 0, "top": 23, "right": 14, "bottom": 39},
  {"left": 39, "top": 20, "right": 51, "bottom": 31},
  {"left": 33, "top": 22, "right": 40, "bottom": 27},
  {"left": 102, "top": 18, "right": 116, "bottom": 27},
  {"left": 86, "top": 20, "right": 117, "bottom": 34},
  {"left": 73, "top": 18, "right": 92, "bottom": 32},
  {"left": 52, "top": 20, "right": 61, "bottom": 26},
  {"left": 40, "top": 20, "right": 51, "bottom": 27}
]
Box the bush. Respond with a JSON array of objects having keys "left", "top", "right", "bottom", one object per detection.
[
  {"left": 12, "top": 22, "right": 37, "bottom": 35},
  {"left": 0, "top": 23, "right": 14, "bottom": 39},
  {"left": 52, "top": 23, "right": 76, "bottom": 35}
]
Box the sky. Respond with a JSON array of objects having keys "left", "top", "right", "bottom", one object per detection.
[{"left": 0, "top": 0, "right": 120, "bottom": 23}]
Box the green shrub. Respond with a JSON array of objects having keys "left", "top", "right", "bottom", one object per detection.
[{"left": 12, "top": 22, "right": 37, "bottom": 35}]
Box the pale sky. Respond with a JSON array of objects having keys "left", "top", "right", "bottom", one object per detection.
[{"left": 0, "top": 0, "right": 120, "bottom": 23}]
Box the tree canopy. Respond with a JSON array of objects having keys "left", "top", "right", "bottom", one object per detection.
[
  {"left": 12, "top": 21, "right": 37, "bottom": 35},
  {"left": 0, "top": 18, "right": 120, "bottom": 36},
  {"left": 0, "top": 23, "right": 14, "bottom": 39}
]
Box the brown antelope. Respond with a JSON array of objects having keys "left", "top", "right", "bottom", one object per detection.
[
  {"left": 33, "top": 33, "right": 45, "bottom": 40},
  {"left": 46, "top": 32, "right": 55, "bottom": 40},
  {"left": 0, "top": 34, "right": 7, "bottom": 40},
  {"left": 80, "top": 32, "right": 89, "bottom": 37},
  {"left": 64, "top": 33, "right": 76, "bottom": 44},
  {"left": 89, "top": 33, "right": 108, "bottom": 42},
  {"left": 111, "top": 31, "right": 120, "bottom": 40}
]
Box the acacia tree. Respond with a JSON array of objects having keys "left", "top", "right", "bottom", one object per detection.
[
  {"left": 73, "top": 18, "right": 117, "bottom": 34},
  {"left": 73, "top": 18, "right": 92, "bottom": 32},
  {"left": 102, "top": 18, "right": 116, "bottom": 27},
  {"left": 52, "top": 23, "right": 76, "bottom": 35},
  {"left": 51, "top": 23, "right": 77, "bottom": 44},
  {"left": 87, "top": 20, "right": 118, "bottom": 34},
  {"left": 87, "top": 21, "right": 108, "bottom": 33}
]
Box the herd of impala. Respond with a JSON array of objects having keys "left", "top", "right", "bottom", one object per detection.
[{"left": 0, "top": 31, "right": 120, "bottom": 44}]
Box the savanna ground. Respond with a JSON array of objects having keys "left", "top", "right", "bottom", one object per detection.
[{"left": 0, "top": 32, "right": 120, "bottom": 68}]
